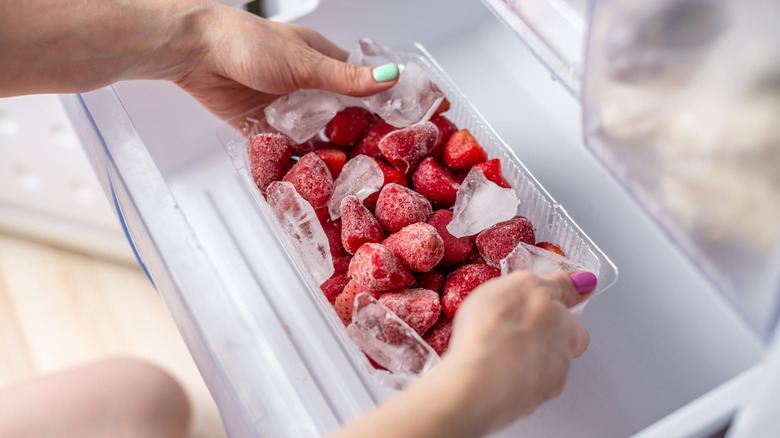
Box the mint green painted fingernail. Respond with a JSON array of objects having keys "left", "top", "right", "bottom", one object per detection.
[{"left": 372, "top": 63, "right": 398, "bottom": 82}]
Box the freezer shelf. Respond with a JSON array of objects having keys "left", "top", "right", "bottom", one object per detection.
[{"left": 66, "top": 5, "right": 764, "bottom": 437}]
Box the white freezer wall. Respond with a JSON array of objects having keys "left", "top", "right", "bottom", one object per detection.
[{"left": 68, "top": 1, "right": 764, "bottom": 437}]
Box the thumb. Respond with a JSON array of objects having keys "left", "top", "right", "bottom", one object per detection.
[
  {"left": 539, "top": 271, "right": 597, "bottom": 308},
  {"left": 305, "top": 55, "right": 399, "bottom": 97}
]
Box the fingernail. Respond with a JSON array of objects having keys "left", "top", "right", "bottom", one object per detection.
[
  {"left": 570, "top": 271, "right": 597, "bottom": 294},
  {"left": 372, "top": 63, "right": 398, "bottom": 82}
]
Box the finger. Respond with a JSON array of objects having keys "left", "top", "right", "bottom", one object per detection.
[
  {"left": 306, "top": 54, "right": 399, "bottom": 97},
  {"left": 539, "top": 271, "right": 597, "bottom": 308},
  {"left": 569, "top": 320, "right": 590, "bottom": 358}
]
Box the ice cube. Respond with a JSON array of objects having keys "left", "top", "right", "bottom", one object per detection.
[
  {"left": 266, "top": 181, "right": 334, "bottom": 284},
  {"left": 327, "top": 155, "right": 384, "bottom": 220},
  {"left": 447, "top": 168, "right": 519, "bottom": 238},
  {"left": 264, "top": 89, "right": 344, "bottom": 144},
  {"left": 347, "top": 39, "right": 444, "bottom": 128},
  {"left": 347, "top": 294, "right": 441, "bottom": 376},
  {"left": 500, "top": 242, "right": 588, "bottom": 276}
]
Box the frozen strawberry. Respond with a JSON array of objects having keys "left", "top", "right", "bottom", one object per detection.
[
  {"left": 314, "top": 148, "right": 347, "bottom": 179},
  {"left": 348, "top": 243, "right": 415, "bottom": 291},
  {"left": 412, "top": 157, "right": 461, "bottom": 208},
  {"left": 292, "top": 139, "right": 316, "bottom": 155},
  {"left": 363, "top": 159, "right": 408, "bottom": 212},
  {"left": 379, "top": 122, "right": 439, "bottom": 176},
  {"left": 426, "top": 209, "right": 474, "bottom": 268},
  {"left": 282, "top": 152, "right": 334, "bottom": 209},
  {"left": 365, "top": 353, "right": 386, "bottom": 371},
  {"left": 378, "top": 289, "right": 441, "bottom": 336},
  {"left": 536, "top": 241, "right": 566, "bottom": 257},
  {"left": 340, "top": 196, "right": 385, "bottom": 255},
  {"left": 432, "top": 98, "right": 451, "bottom": 117},
  {"left": 413, "top": 270, "right": 445, "bottom": 295},
  {"left": 475, "top": 216, "right": 536, "bottom": 267},
  {"left": 315, "top": 206, "right": 329, "bottom": 224},
  {"left": 247, "top": 133, "right": 294, "bottom": 193},
  {"left": 466, "top": 248, "right": 487, "bottom": 265},
  {"left": 323, "top": 219, "right": 349, "bottom": 259},
  {"left": 320, "top": 272, "right": 350, "bottom": 304},
  {"left": 374, "top": 183, "right": 433, "bottom": 234},
  {"left": 351, "top": 119, "right": 396, "bottom": 159},
  {"left": 441, "top": 264, "right": 501, "bottom": 318},
  {"left": 383, "top": 223, "right": 444, "bottom": 272},
  {"left": 429, "top": 115, "right": 458, "bottom": 160},
  {"left": 472, "top": 158, "right": 510, "bottom": 188},
  {"left": 333, "top": 255, "right": 352, "bottom": 274},
  {"left": 443, "top": 129, "right": 488, "bottom": 170},
  {"left": 423, "top": 316, "right": 452, "bottom": 355},
  {"left": 335, "top": 280, "right": 382, "bottom": 326},
  {"left": 325, "top": 106, "right": 375, "bottom": 148}
]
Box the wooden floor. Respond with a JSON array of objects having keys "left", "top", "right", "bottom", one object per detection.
[{"left": 0, "top": 232, "right": 227, "bottom": 438}]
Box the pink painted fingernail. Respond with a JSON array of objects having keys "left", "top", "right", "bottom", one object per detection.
[{"left": 570, "top": 271, "right": 597, "bottom": 294}]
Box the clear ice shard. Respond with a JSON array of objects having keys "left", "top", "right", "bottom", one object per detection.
[
  {"left": 327, "top": 155, "right": 384, "bottom": 220},
  {"left": 447, "top": 168, "right": 519, "bottom": 238},
  {"left": 347, "top": 38, "right": 444, "bottom": 128},
  {"left": 266, "top": 181, "right": 334, "bottom": 285},
  {"left": 264, "top": 89, "right": 344, "bottom": 144},
  {"left": 500, "top": 242, "right": 588, "bottom": 276},
  {"left": 347, "top": 293, "right": 441, "bottom": 376}
]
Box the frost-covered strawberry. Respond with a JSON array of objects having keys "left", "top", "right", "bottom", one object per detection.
[
  {"left": 383, "top": 222, "right": 444, "bottom": 272},
  {"left": 535, "top": 241, "right": 566, "bottom": 257},
  {"left": 426, "top": 209, "right": 473, "bottom": 268},
  {"left": 321, "top": 272, "right": 350, "bottom": 304},
  {"left": 335, "top": 280, "right": 381, "bottom": 326},
  {"left": 413, "top": 270, "right": 445, "bottom": 296},
  {"left": 443, "top": 129, "right": 487, "bottom": 169},
  {"left": 363, "top": 159, "right": 408, "bottom": 212},
  {"left": 378, "top": 289, "right": 441, "bottom": 336},
  {"left": 412, "top": 157, "right": 460, "bottom": 208},
  {"left": 379, "top": 122, "right": 439, "bottom": 176},
  {"left": 340, "top": 196, "right": 385, "bottom": 255},
  {"left": 374, "top": 183, "right": 433, "bottom": 234},
  {"left": 348, "top": 243, "right": 415, "bottom": 291},
  {"left": 323, "top": 219, "right": 348, "bottom": 259},
  {"left": 247, "top": 133, "right": 294, "bottom": 193},
  {"left": 351, "top": 119, "right": 396, "bottom": 159},
  {"left": 472, "top": 158, "right": 510, "bottom": 189},
  {"left": 432, "top": 98, "right": 451, "bottom": 117},
  {"left": 325, "top": 106, "right": 376, "bottom": 148},
  {"left": 423, "top": 316, "right": 452, "bottom": 355},
  {"left": 429, "top": 115, "right": 458, "bottom": 160},
  {"left": 282, "top": 152, "right": 334, "bottom": 209},
  {"left": 475, "top": 216, "right": 536, "bottom": 267},
  {"left": 441, "top": 264, "right": 501, "bottom": 318},
  {"left": 315, "top": 148, "right": 348, "bottom": 179}
]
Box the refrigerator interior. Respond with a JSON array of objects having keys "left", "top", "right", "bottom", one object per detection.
[{"left": 64, "top": 0, "right": 767, "bottom": 436}]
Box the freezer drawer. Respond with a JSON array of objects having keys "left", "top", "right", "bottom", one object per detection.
[{"left": 64, "top": 2, "right": 764, "bottom": 437}]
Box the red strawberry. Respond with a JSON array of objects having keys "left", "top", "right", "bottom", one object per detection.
[
  {"left": 443, "top": 129, "right": 488, "bottom": 169},
  {"left": 432, "top": 98, "right": 451, "bottom": 117},
  {"left": 325, "top": 106, "right": 376, "bottom": 148},
  {"left": 374, "top": 183, "right": 433, "bottom": 234},
  {"left": 383, "top": 222, "right": 444, "bottom": 272},
  {"left": 365, "top": 353, "right": 386, "bottom": 371},
  {"left": 320, "top": 272, "right": 350, "bottom": 304},
  {"left": 466, "top": 248, "right": 487, "bottom": 265},
  {"left": 315, "top": 148, "right": 348, "bottom": 179},
  {"left": 247, "top": 133, "right": 294, "bottom": 193},
  {"left": 282, "top": 152, "right": 334, "bottom": 209},
  {"left": 426, "top": 209, "right": 474, "bottom": 268},
  {"left": 535, "top": 241, "right": 566, "bottom": 257},
  {"left": 379, "top": 122, "right": 439, "bottom": 176},
  {"left": 413, "top": 270, "right": 445, "bottom": 296},
  {"left": 315, "top": 206, "right": 329, "bottom": 224},
  {"left": 378, "top": 289, "right": 441, "bottom": 336},
  {"left": 475, "top": 216, "right": 536, "bottom": 267},
  {"left": 363, "top": 159, "right": 408, "bottom": 212},
  {"left": 323, "top": 219, "right": 349, "bottom": 259},
  {"left": 351, "top": 119, "right": 396, "bottom": 159},
  {"left": 340, "top": 196, "right": 385, "bottom": 255},
  {"left": 412, "top": 157, "right": 461, "bottom": 208},
  {"left": 335, "top": 280, "right": 382, "bottom": 326},
  {"left": 472, "top": 159, "right": 510, "bottom": 188},
  {"left": 441, "top": 264, "right": 501, "bottom": 318},
  {"left": 423, "top": 316, "right": 452, "bottom": 355},
  {"left": 429, "top": 115, "right": 458, "bottom": 160},
  {"left": 333, "top": 255, "right": 352, "bottom": 275},
  {"left": 348, "top": 243, "right": 415, "bottom": 292}
]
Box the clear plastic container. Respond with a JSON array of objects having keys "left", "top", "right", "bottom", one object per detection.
[{"left": 217, "top": 42, "right": 618, "bottom": 381}]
